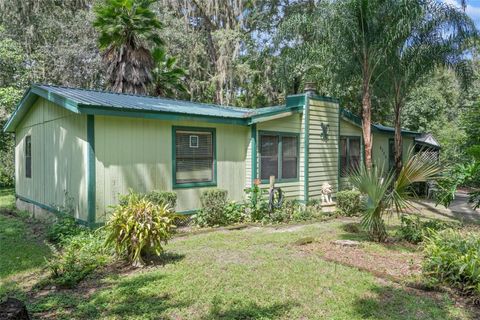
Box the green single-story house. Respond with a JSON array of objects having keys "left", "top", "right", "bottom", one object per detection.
[{"left": 3, "top": 84, "right": 439, "bottom": 227}]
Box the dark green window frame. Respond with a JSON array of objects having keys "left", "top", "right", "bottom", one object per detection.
[
  {"left": 25, "top": 135, "right": 32, "bottom": 178},
  {"left": 258, "top": 131, "right": 300, "bottom": 183},
  {"left": 172, "top": 126, "right": 217, "bottom": 189},
  {"left": 340, "top": 136, "right": 361, "bottom": 177}
]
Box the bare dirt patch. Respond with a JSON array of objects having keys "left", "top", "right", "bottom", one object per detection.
[{"left": 298, "top": 240, "right": 422, "bottom": 282}]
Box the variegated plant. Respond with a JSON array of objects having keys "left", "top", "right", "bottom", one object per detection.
[{"left": 104, "top": 190, "right": 179, "bottom": 266}]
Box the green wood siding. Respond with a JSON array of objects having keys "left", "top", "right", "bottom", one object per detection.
[
  {"left": 372, "top": 133, "right": 415, "bottom": 171},
  {"left": 94, "top": 116, "right": 248, "bottom": 219},
  {"left": 255, "top": 113, "right": 303, "bottom": 199},
  {"left": 307, "top": 98, "right": 340, "bottom": 199},
  {"left": 15, "top": 98, "right": 88, "bottom": 221}
]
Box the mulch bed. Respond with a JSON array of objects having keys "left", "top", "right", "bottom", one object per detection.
[{"left": 298, "top": 240, "right": 422, "bottom": 283}]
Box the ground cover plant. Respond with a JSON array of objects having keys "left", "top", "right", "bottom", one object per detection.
[
  {"left": 45, "top": 231, "right": 112, "bottom": 288},
  {"left": 397, "top": 214, "right": 458, "bottom": 244},
  {"left": 423, "top": 229, "right": 480, "bottom": 298}
]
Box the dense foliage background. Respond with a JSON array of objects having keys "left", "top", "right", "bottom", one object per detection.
[{"left": 0, "top": 0, "right": 479, "bottom": 186}]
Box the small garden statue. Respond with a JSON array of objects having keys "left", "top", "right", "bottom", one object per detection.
[{"left": 321, "top": 182, "right": 333, "bottom": 205}]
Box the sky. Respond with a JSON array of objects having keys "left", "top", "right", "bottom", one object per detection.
[{"left": 442, "top": 0, "right": 480, "bottom": 26}]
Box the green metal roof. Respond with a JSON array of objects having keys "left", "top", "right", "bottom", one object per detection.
[
  {"left": 340, "top": 107, "right": 421, "bottom": 137},
  {"left": 3, "top": 85, "right": 305, "bottom": 132}
]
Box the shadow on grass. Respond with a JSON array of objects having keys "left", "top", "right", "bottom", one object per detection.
[
  {"left": 203, "top": 297, "right": 297, "bottom": 320},
  {"left": 75, "top": 272, "right": 191, "bottom": 319},
  {"left": 353, "top": 284, "right": 472, "bottom": 320},
  {"left": 144, "top": 251, "right": 185, "bottom": 266}
]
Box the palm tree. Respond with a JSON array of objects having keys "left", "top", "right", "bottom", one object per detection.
[
  {"left": 94, "top": 0, "right": 163, "bottom": 94},
  {"left": 151, "top": 47, "right": 188, "bottom": 98},
  {"left": 349, "top": 150, "right": 442, "bottom": 242},
  {"left": 330, "top": 0, "right": 405, "bottom": 169},
  {"left": 383, "top": 0, "right": 476, "bottom": 175}
]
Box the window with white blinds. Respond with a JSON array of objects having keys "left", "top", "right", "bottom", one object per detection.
[
  {"left": 174, "top": 128, "right": 215, "bottom": 186},
  {"left": 260, "top": 132, "right": 299, "bottom": 181}
]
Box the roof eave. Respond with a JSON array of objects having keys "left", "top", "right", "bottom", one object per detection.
[
  {"left": 77, "top": 105, "right": 250, "bottom": 126},
  {"left": 3, "top": 85, "right": 81, "bottom": 133},
  {"left": 247, "top": 106, "right": 303, "bottom": 125}
]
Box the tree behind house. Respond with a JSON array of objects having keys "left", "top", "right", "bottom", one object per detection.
[
  {"left": 94, "top": 0, "right": 164, "bottom": 94},
  {"left": 382, "top": 0, "right": 476, "bottom": 175}
]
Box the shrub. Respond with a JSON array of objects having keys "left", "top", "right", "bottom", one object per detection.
[
  {"left": 47, "top": 213, "right": 83, "bottom": 243},
  {"left": 423, "top": 229, "right": 480, "bottom": 296},
  {"left": 223, "top": 201, "right": 247, "bottom": 224},
  {"left": 336, "top": 190, "right": 363, "bottom": 216},
  {"left": 193, "top": 189, "right": 229, "bottom": 227},
  {"left": 119, "top": 190, "right": 177, "bottom": 211},
  {"left": 397, "top": 215, "right": 457, "bottom": 244},
  {"left": 281, "top": 199, "right": 314, "bottom": 222},
  {"left": 145, "top": 190, "right": 177, "bottom": 210},
  {"left": 305, "top": 199, "right": 322, "bottom": 213},
  {"left": 105, "top": 191, "right": 178, "bottom": 265},
  {"left": 244, "top": 185, "right": 269, "bottom": 221},
  {"left": 46, "top": 231, "right": 112, "bottom": 288},
  {"left": 266, "top": 199, "right": 316, "bottom": 223}
]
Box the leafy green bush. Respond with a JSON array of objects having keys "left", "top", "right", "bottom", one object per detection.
[
  {"left": 336, "top": 190, "right": 363, "bottom": 216},
  {"left": 265, "top": 199, "right": 319, "bottom": 223},
  {"left": 105, "top": 191, "right": 178, "bottom": 265},
  {"left": 223, "top": 201, "right": 247, "bottom": 224},
  {"left": 423, "top": 229, "right": 480, "bottom": 296},
  {"left": 119, "top": 190, "right": 177, "bottom": 211},
  {"left": 144, "top": 190, "right": 177, "bottom": 210},
  {"left": 397, "top": 215, "right": 456, "bottom": 244},
  {"left": 46, "top": 231, "right": 112, "bottom": 288},
  {"left": 244, "top": 185, "right": 269, "bottom": 221},
  {"left": 193, "top": 189, "right": 230, "bottom": 227},
  {"left": 47, "top": 213, "right": 83, "bottom": 243}
]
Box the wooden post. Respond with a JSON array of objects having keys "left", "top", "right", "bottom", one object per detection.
[
  {"left": 268, "top": 176, "right": 276, "bottom": 214},
  {"left": 269, "top": 175, "right": 275, "bottom": 190}
]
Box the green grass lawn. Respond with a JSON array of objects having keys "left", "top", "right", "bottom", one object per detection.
[
  {"left": 0, "top": 188, "right": 51, "bottom": 279},
  {"left": 0, "top": 188, "right": 477, "bottom": 319}
]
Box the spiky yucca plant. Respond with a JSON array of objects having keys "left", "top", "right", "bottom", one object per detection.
[{"left": 349, "top": 150, "right": 442, "bottom": 242}]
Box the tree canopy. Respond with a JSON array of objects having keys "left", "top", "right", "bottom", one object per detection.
[{"left": 0, "top": 0, "right": 478, "bottom": 186}]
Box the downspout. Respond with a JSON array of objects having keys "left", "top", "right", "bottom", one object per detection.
[
  {"left": 86, "top": 115, "right": 96, "bottom": 228},
  {"left": 251, "top": 124, "right": 257, "bottom": 185}
]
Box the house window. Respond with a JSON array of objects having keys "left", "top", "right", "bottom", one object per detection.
[
  {"left": 173, "top": 127, "right": 216, "bottom": 187},
  {"left": 340, "top": 136, "right": 361, "bottom": 177},
  {"left": 25, "top": 135, "right": 32, "bottom": 178},
  {"left": 260, "top": 132, "right": 299, "bottom": 181}
]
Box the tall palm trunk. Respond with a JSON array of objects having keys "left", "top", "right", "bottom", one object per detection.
[
  {"left": 362, "top": 76, "right": 373, "bottom": 170},
  {"left": 393, "top": 82, "right": 403, "bottom": 176}
]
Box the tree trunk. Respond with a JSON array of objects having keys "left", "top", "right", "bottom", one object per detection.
[
  {"left": 393, "top": 101, "right": 403, "bottom": 176},
  {"left": 362, "top": 78, "right": 373, "bottom": 169},
  {"left": 393, "top": 83, "right": 403, "bottom": 177}
]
